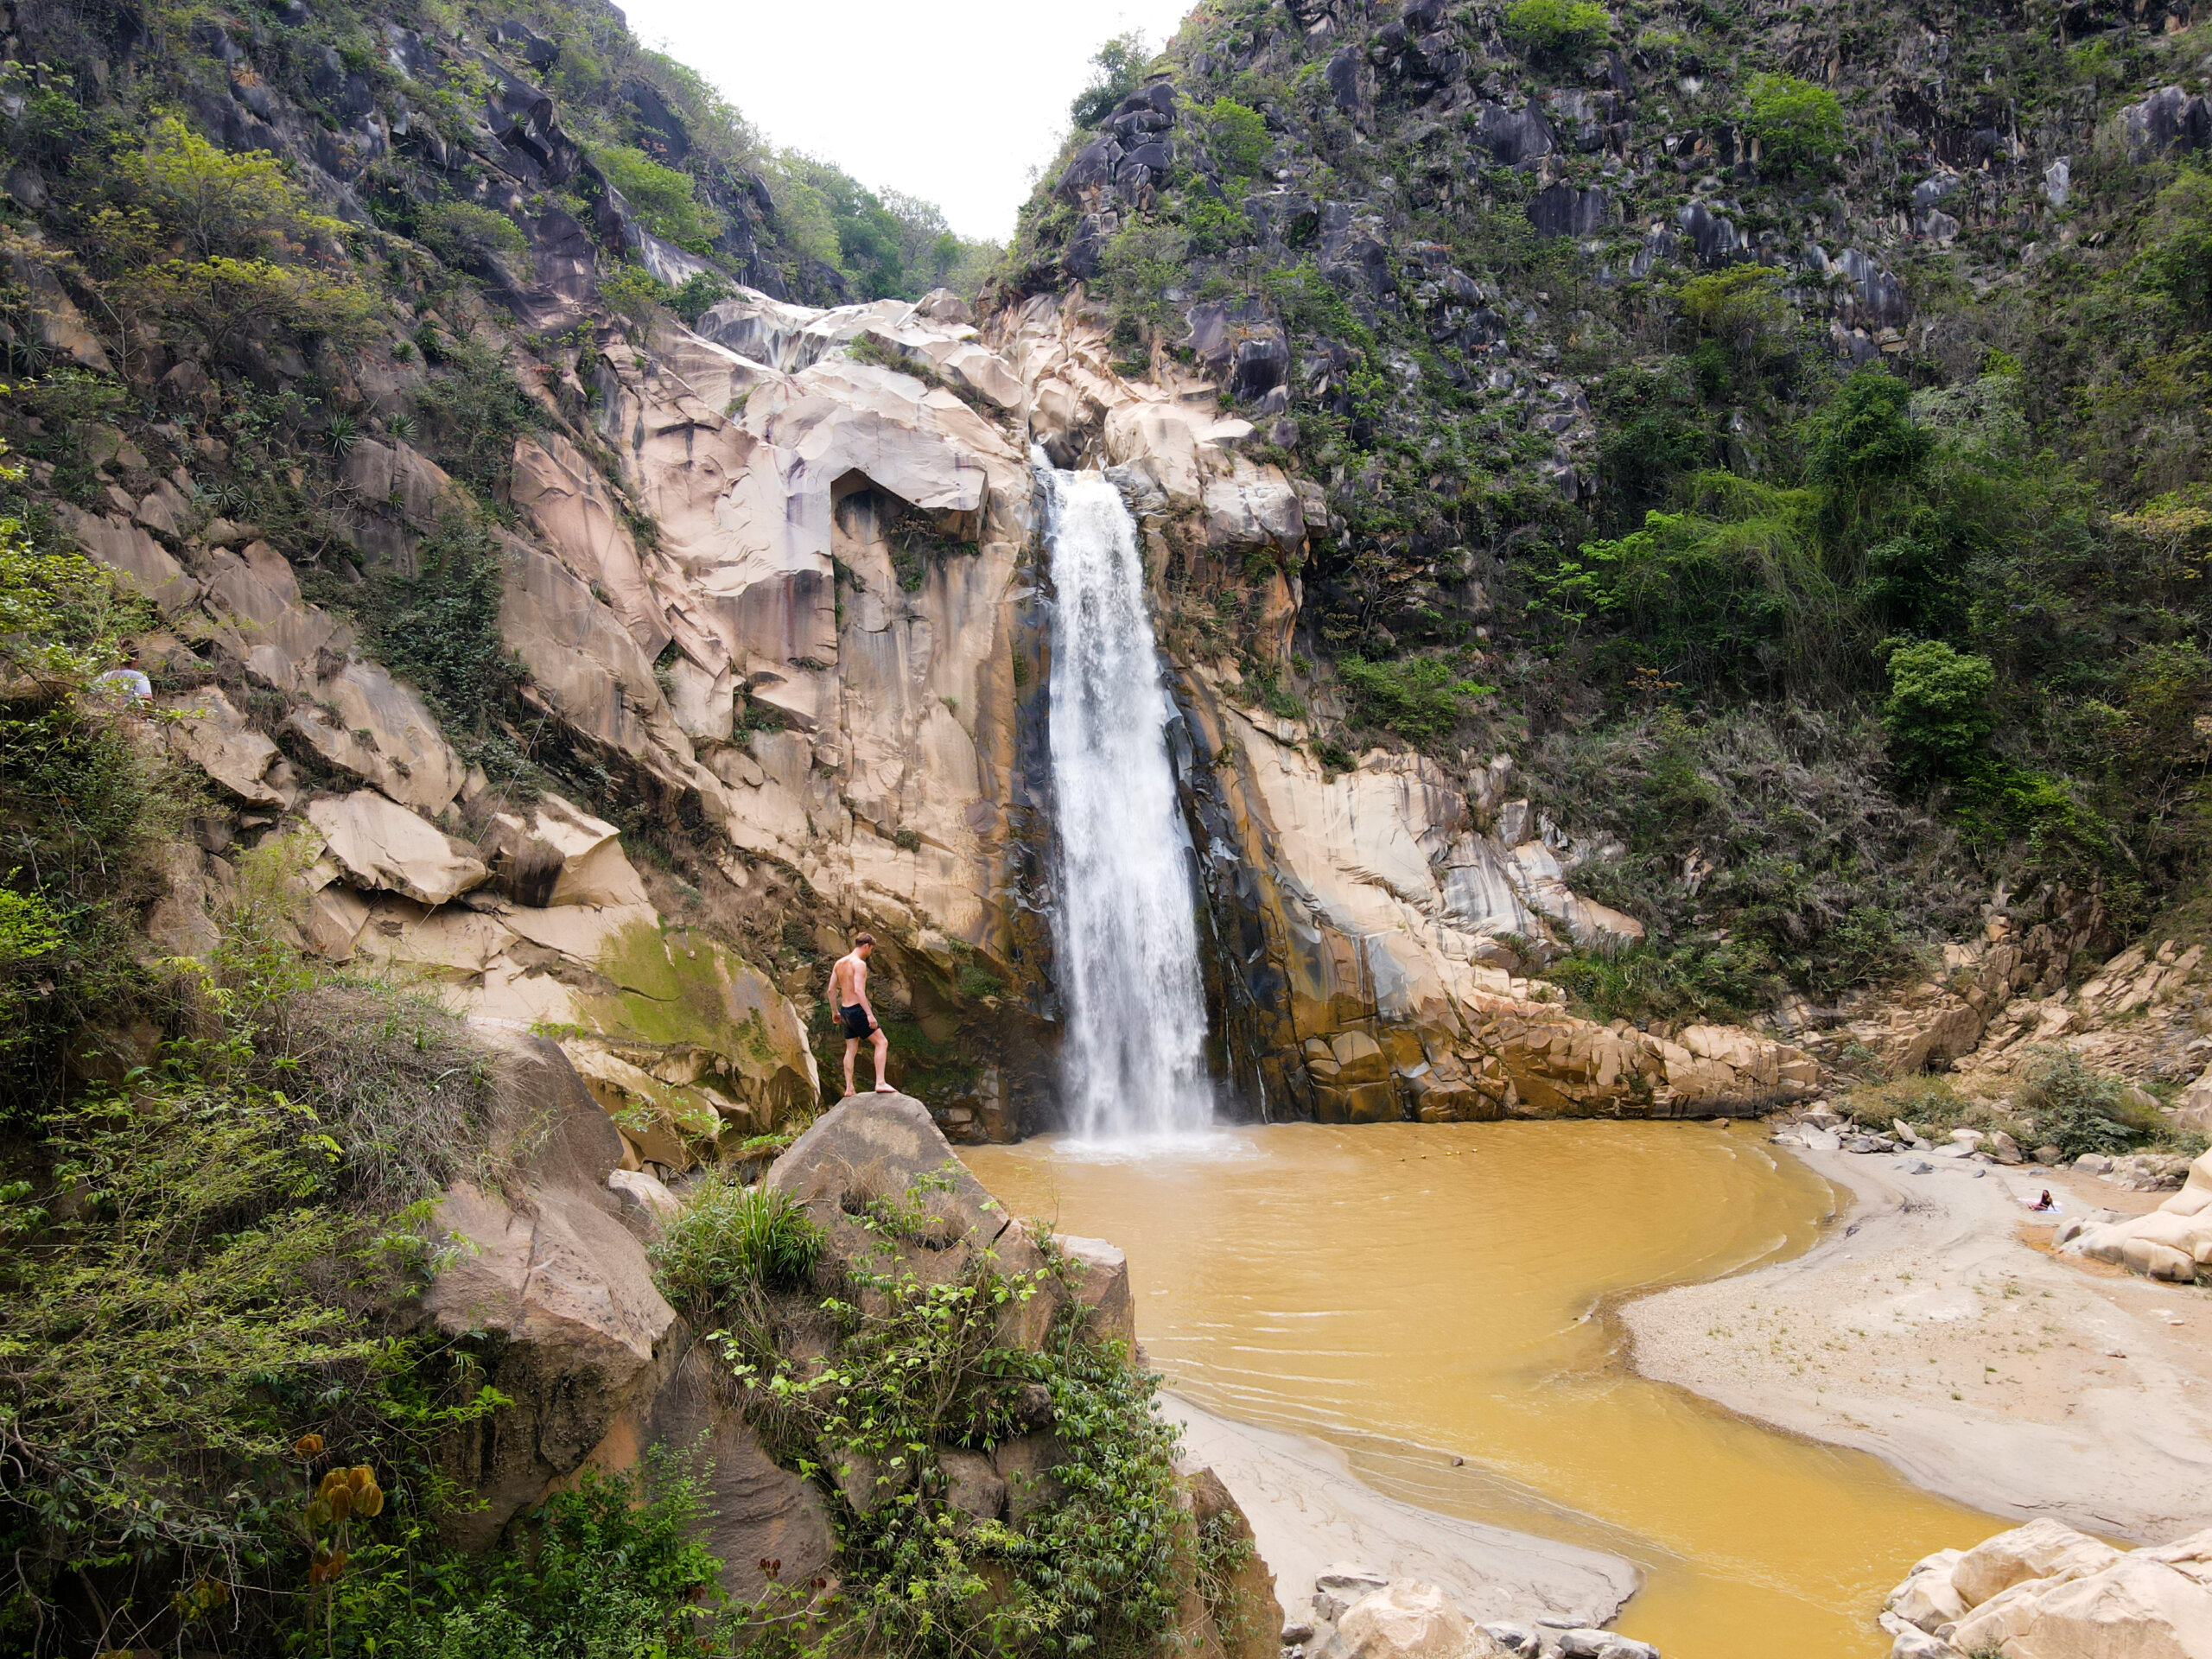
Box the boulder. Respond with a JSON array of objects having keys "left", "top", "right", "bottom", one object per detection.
[
  {"left": 2063, "top": 1148, "right": 2212, "bottom": 1282},
  {"left": 765, "top": 1094, "right": 1063, "bottom": 1347},
  {"left": 1185, "top": 1463, "right": 1283, "bottom": 1659},
  {"left": 1328, "top": 1580, "right": 1504, "bottom": 1659},
  {"left": 308, "top": 790, "right": 489, "bottom": 906},
  {"left": 638, "top": 1340, "right": 835, "bottom": 1604},
  {"left": 282, "top": 659, "right": 467, "bottom": 814},
  {"left": 1053, "top": 1234, "right": 1135, "bottom": 1347},
  {"left": 56, "top": 505, "right": 198, "bottom": 613},
  {"left": 1886, "top": 1548, "right": 1969, "bottom": 1634},
  {"left": 162, "top": 686, "right": 290, "bottom": 806},
  {"left": 1887, "top": 1522, "right": 2212, "bottom": 1659},
  {"left": 419, "top": 1034, "right": 680, "bottom": 1545}
]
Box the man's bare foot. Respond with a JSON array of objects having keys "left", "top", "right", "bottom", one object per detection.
[{"left": 874, "top": 1081, "right": 898, "bottom": 1093}]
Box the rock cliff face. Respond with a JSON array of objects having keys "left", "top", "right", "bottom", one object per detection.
[
  {"left": 60, "top": 0, "right": 2125, "bottom": 1155},
  {"left": 116, "top": 264, "right": 1822, "bottom": 1139}
]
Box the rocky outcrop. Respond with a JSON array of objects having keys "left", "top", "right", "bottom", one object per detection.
[
  {"left": 416, "top": 1072, "right": 1274, "bottom": 1620},
  {"left": 1169, "top": 666, "right": 1815, "bottom": 1122},
  {"left": 1293, "top": 1574, "right": 1658, "bottom": 1659},
  {"left": 2058, "top": 1148, "right": 2212, "bottom": 1284},
  {"left": 1881, "top": 1519, "right": 2212, "bottom": 1659}
]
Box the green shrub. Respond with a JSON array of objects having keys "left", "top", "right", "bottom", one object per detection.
[
  {"left": 1200, "top": 98, "right": 1270, "bottom": 181},
  {"left": 652, "top": 1174, "right": 827, "bottom": 1312},
  {"left": 1070, "top": 30, "right": 1152, "bottom": 127},
  {"left": 409, "top": 336, "right": 540, "bottom": 494},
  {"left": 701, "top": 1234, "right": 1186, "bottom": 1659},
  {"left": 1503, "top": 0, "right": 1612, "bottom": 57},
  {"left": 1881, "top": 639, "right": 1995, "bottom": 779},
  {"left": 1548, "top": 936, "right": 1785, "bottom": 1025},
  {"left": 123, "top": 115, "right": 346, "bottom": 259},
  {"left": 600, "top": 263, "right": 671, "bottom": 321},
  {"left": 363, "top": 511, "right": 518, "bottom": 734},
  {"left": 668, "top": 269, "right": 733, "bottom": 323},
  {"left": 590, "top": 143, "right": 725, "bottom": 251},
  {"left": 1742, "top": 73, "right": 1847, "bottom": 175},
  {"left": 137, "top": 255, "right": 381, "bottom": 357},
  {"left": 418, "top": 200, "right": 526, "bottom": 265},
  {"left": 1543, "top": 475, "right": 1840, "bottom": 692},
  {"left": 329, "top": 1448, "right": 727, "bottom": 1659},
  {"left": 2017, "top": 1049, "right": 2153, "bottom": 1160},
  {"left": 1337, "top": 654, "right": 1493, "bottom": 747}
]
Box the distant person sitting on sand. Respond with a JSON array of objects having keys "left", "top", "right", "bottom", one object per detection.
[
  {"left": 2031, "top": 1190, "right": 2056, "bottom": 1211},
  {"left": 828, "top": 931, "right": 895, "bottom": 1097}
]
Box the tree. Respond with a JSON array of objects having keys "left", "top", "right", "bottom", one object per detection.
[
  {"left": 1882, "top": 639, "right": 1995, "bottom": 779},
  {"left": 591, "top": 143, "right": 726, "bottom": 251},
  {"left": 135, "top": 256, "right": 379, "bottom": 358},
  {"left": 1743, "top": 73, "right": 1847, "bottom": 176},
  {"left": 1071, "top": 31, "right": 1152, "bottom": 127},
  {"left": 1503, "top": 0, "right": 1612, "bottom": 58},
  {"left": 123, "top": 116, "right": 346, "bottom": 259}
]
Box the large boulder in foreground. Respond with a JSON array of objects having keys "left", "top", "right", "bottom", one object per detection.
[
  {"left": 764, "top": 1093, "right": 1082, "bottom": 1349},
  {"left": 416, "top": 1033, "right": 677, "bottom": 1546},
  {"left": 1882, "top": 1519, "right": 2212, "bottom": 1659}
]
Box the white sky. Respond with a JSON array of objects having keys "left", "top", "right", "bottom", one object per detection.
[{"left": 615, "top": 0, "right": 1201, "bottom": 243}]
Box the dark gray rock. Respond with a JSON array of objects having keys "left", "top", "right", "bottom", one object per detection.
[
  {"left": 1529, "top": 182, "right": 1610, "bottom": 238},
  {"left": 2125, "top": 86, "right": 2212, "bottom": 158},
  {"left": 1477, "top": 101, "right": 1556, "bottom": 166},
  {"left": 488, "top": 18, "right": 559, "bottom": 70},
  {"left": 622, "top": 76, "right": 690, "bottom": 163},
  {"left": 1327, "top": 46, "right": 1367, "bottom": 116},
  {"left": 1677, "top": 200, "right": 1746, "bottom": 265},
  {"left": 1058, "top": 136, "right": 1122, "bottom": 202}
]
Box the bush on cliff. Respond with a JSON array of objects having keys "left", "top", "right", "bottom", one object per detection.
[
  {"left": 662, "top": 1184, "right": 1187, "bottom": 1659},
  {"left": 326, "top": 1450, "right": 726, "bottom": 1659}
]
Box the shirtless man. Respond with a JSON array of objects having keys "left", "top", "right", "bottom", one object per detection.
[{"left": 827, "top": 932, "right": 894, "bottom": 1096}]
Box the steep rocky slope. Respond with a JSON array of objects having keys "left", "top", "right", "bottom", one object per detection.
[{"left": 997, "top": 0, "right": 2212, "bottom": 1068}]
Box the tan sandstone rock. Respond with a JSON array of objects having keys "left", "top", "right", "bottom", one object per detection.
[
  {"left": 2064, "top": 1149, "right": 2212, "bottom": 1282},
  {"left": 307, "top": 790, "right": 488, "bottom": 906},
  {"left": 1330, "top": 1580, "right": 1504, "bottom": 1659}
]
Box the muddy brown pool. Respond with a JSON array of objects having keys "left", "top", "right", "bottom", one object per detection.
[{"left": 963, "top": 1119, "right": 1993, "bottom": 1659}]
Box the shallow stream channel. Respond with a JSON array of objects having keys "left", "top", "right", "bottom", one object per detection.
[{"left": 963, "top": 1119, "right": 1995, "bottom": 1659}]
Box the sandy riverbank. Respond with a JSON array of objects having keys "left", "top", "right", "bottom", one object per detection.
[
  {"left": 1163, "top": 1394, "right": 1640, "bottom": 1629},
  {"left": 1622, "top": 1146, "right": 2212, "bottom": 1541}
]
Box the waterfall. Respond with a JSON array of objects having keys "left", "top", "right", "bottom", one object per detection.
[{"left": 1038, "top": 455, "right": 1216, "bottom": 1143}]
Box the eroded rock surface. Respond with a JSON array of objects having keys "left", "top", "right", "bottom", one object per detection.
[{"left": 1882, "top": 1519, "right": 2212, "bottom": 1659}]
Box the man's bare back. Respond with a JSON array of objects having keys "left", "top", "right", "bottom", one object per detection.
[{"left": 828, "top": 932, "right": 894, "bottom": 1095}]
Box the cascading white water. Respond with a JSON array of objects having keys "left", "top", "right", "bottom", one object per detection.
[{"left": 1038, "top": 455, "right": 1216, "bottom": 1143}]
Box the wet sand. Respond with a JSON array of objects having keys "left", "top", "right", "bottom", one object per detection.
[{"left": 1624, "top": 1145, "right": 2212, "bottom": 1543}]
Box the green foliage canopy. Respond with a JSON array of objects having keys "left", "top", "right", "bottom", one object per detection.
[
  {"left": 1502, "top": 0, "right": 1613, "bottom": 57},
  {"left": 1742, "top": 73, "right": 1847, "bottom": 175},
  {"left": 1881, "top": 638, "right": 1996, "bottom": 778}
]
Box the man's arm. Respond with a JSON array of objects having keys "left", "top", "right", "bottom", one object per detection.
[{"left": 855, "top": 959, "right": 878, "bottom": 1021}]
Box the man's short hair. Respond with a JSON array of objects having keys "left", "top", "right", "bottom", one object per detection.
[{"left": 855, "top": 931, "right": 874, "bottom": 947}]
